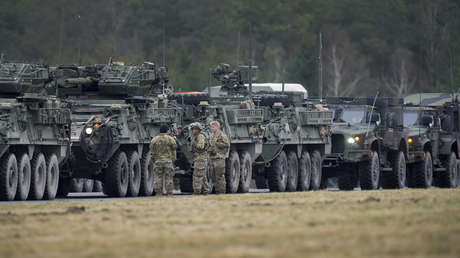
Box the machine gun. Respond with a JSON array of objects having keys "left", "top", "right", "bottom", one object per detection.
[{"left": 211, "top": 63, "right": 257, "bottom": 96}]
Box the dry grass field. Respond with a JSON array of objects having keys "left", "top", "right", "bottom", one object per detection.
[{"left": 1, "top": 189, "right": 459, "bottom": 258}]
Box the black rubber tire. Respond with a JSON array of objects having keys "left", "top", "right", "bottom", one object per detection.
[
  {"left": 83, "top": 179, "right": 94, "bottom": 192},
  {"left": 56, "top": 177, "right": 72, "bottom": 198},
  {"left": 16, "top": 153, "right": 31, "bottom": 200},
  {"left": 438, "top": 152, "right": 458, "bottom": 188},
  {"left": 298, "top": 152, "right": 312, "bottom": 191},
  {"left": 139, "top": 151, "right": 155, "bottom": 196},
  {"left": 179, "top": 176, "right": 193, "bottom": 193},
  {"left": 382, "top": 151, "right": 406, "bottom": 189},
  {"left": 310, "top": 150, "right": 323, "bottom": 190},
  {"left": 226, "top": 151, "right": 241, "bottom": 194},
  {"left": 238, "top": 151, "right": 252, "bottom": 193},
  {"left": 29, "top": 153, "right": 47, "bottom": 200},
  {"left": 412, "top": 152, "right": 433, "bottom": 188},
  {"left": 127, "top": 151, "right": 141, "bottom": 197},
  {"left": 44, "top": 154, "right": 59, "bottom": 200},
  {"left": 286, "top": 151, "right": 299, "bottom": 192},
  {"left": 71, "top": 178, "right": 84, "bottom": 192},
  {"left": 255, "top": 175, "right": 267, "bottom": 189},
  {"left": 0, "top": 153, "right": 18, "bottom": 201},
  {"left": 103, "top": 151, "right": 129, "bottom": 197},
  {"left": 93, "top": 180, "right": 103, "bottom": 192},
  {"left": 267, "top": 151, "right": 288, "bottom": 192},
  {"left": 338, "top": 172, "right": 355, "bottom": 191},
  {"left": 359, "top": 151, "right": 380, "bottom": 190}
]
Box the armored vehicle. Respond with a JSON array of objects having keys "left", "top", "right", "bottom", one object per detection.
[
  {"left": 251, "top": 84, "right": 333, "bottom": 192},
  {"left": 393, "top": 93, "right": 460, "bottom": 188},
  {"left": 0, "top": 62, "right": 71, "bottom": 201},
  {"left": 172, "top": 64, "right": 264, "bottom": 193},
  {"left": 322, "top": 97, "right": 383, "bottom": 190},
  {"left": 76, "top": 62, "right": 181, "bottom": 197}
]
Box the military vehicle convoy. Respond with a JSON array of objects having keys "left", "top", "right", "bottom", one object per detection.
[
  {"left": 76, "top": 62, "right": 182, "bottom": 197},
  {"left": 0, "top": 61, "right": 71, "bottom": 201},
  {"left": 172, "top": 64, "right": 333, "bottom": 193}
]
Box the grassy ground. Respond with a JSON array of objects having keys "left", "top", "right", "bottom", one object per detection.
[{"left": 1, "top": 188, "right": 459, "bottom": 258}]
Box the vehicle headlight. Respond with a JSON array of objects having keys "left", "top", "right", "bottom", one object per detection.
[
  {"left": 85, "top": 127, "right": 93, "bottom": 135},
  {"left": 354, "top": 136, "right": 360, "bottom": 142},
  {"left": 407, "top": 137, "right": 413, "bottom": 144},
  {"left": 347, "top": 137, "right": 356, "bottom": 144}
]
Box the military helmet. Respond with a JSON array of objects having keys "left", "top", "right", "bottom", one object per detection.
[{"left": 190, "top": 122, "right": 203, "bottom": 130}]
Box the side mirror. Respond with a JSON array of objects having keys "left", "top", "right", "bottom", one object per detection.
[
  {"left": 421, "top": 115, "right": 434, "bottom": 128},
  {"left": 370, "top": 113, "right": 380, "bottom": 124},
  {"left": 387, "top": 113, "right": 395, "bottom": 128}
]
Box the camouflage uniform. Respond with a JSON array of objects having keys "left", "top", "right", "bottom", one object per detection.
[
  {"left": 208, "top": 130, "right": 230, "bottom": 194},
  {"left": 190, "top": 129, "right": 210, "bottom": 194},
  {"left": 150, "top": 133, "right": 177, "bottom": 195}
]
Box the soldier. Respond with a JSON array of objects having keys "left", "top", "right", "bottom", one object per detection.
[
  {"left": 189, "top": 123, "right": 210, "bottom": 195},
  {"left": 208, "top": 121, "right": 230, "bottom": 194},
  {"left": 150, "top": 124, "right": 177, "bottom": 196}
]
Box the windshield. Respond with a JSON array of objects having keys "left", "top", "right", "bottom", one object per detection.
[
  {"left": 403, "top": 111, "right": 419, "bottom": 126},
  {"left": 338, "top": 109, "right": 366, "bottom": 124}
]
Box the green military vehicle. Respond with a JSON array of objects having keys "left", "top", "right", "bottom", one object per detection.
[
  {"left": 76, "top": 62, "right": 181, "bottom": 197},
  {"left": 392, "top": 93, "right": 460, "bottom": 188},
  {"left": 172, "top": 64, "right": 264, "bottom": 193},
  {"left": 322, "top": 97, "right": 383, "bottom": 190},
  {"left": 0, "top": 61, "right": 71, "bottom": 201}
]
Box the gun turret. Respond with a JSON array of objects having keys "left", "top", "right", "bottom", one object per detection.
[{"left": 211, "top": 63, "right": 258, "bottom": 95}]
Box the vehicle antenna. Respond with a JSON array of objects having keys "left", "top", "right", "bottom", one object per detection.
[
  {"left": 0, "top": 53, "right": 4, "bottom": 64},
  {"left": 248, "top": 24, "right": 253, "bottom": 99},
  {"left": 162, "top": 26, "right": 166, "bottom": 67},
  {"left": 366, "top": 91, "right": 379, "bottom": 137},
  {"left": 318, "top": 31, "right": 323, "bottom": 102},
  {"left": 236, "top": 30, "right": 241, "bottom": 66}
]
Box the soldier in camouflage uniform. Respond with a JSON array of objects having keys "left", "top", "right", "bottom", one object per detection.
[
  {"left": 190, "top": 123, "right": 210, "bottom": 195},
  {"left": 150, "top": 124, "right": 177, "bottom": 196},
  {"left": 208, "top": 121, "right": 230, "bottom": 194}
]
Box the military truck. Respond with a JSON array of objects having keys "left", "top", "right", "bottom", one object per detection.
[
  {"left": 394, "top": 93, "right": 460, "bottom": 188},
  {"left": 322, "top": 97, "right": 383, "bottom": 190},
  {"left": 173, "top": 64, "right": 333, "bottom": 193},
  {"left": 0, "top": 61, "right": 71, "bottom": 201},
  {"left": 76, "top": 62, "right": 181, "bottom": 197}
]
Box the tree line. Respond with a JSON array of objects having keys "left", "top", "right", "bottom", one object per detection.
[{"left": 1, "top": 0, "right": 459, "bottom": 96}]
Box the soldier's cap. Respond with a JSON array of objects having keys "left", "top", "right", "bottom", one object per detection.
[
  {"left": 160, "top": 124, "right": 169, "bottom": 133},
  {"left": 190, "top": 122, "right": 202, "bottom": 130}
]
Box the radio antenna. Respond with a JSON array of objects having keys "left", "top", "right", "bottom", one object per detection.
[{"left": 318, "top": 32, "right": 323, "bottom": 101}]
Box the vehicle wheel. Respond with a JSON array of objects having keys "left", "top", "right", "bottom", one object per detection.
[
  {"left": 179, "top": 176, "right": 193, "bottom": 193},
  {"left": 127, "top": 151, "right": 141, "bottom": 197},
  {"left": 310, "top": 150, "right": 323, "bottom": 190},
  {"left": 29, "top": 153, "right": 47, "bottom": 200},
  {"left": 359, "top": 151, "right": 380, "bottom": 190},
  {"left": 412, "top": 152, "right": 433, "bottom": 188},
  {"left": 298, "top": 152, "right": 312, "bottom": 191},
  {"left": 56, "top": 177, "right": 72, "bottom": 198},
  {"left": 16, "top": 153, "right": 31, "bottom": 200},
  {"left": 267, "top": 151, "right": 288, "bottom": 192},
  {"left": 255, "top": 175, "right": 267, "bottom": 189},
  {"left": 439, "top": 152, "right": 458, "bottom": 188},
  {"left": 338, "top": 172, "right": 355, "bottom": 191},
  {"left": 139, "top": 151, "right": 154, "bottom": 196},
  {"left": 44, "top": 154, "right": 59, "bottom": 200},
  {"left": 0, "top": 153, "right": 18, "bottom": 201},
  {"left": 83, "top": 179, "right": 94, "bottom": 192},
  {"left": 286, "top": 151, "right": 299, "bottom": 192},
  {"left": 103, "top": 151, "right": 129, "bottom": 197},
  {"left": 71, "top": 178, "right": 84, "bottom": 192},
  {"left": 238, "top": 151, "right": 252, "bottom": 193},
  {"left": 93, "top": 181, "right": 103, "bottom": 192},
  {"left": 382, "top": 151, "right": 406, "bottom": 189},
  {"left": 226, "top": 151, "right": 241, "bottom": 193}
]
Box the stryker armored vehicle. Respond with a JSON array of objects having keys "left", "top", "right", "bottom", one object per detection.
[
  {"left": 172, "top": 64, "right": 265, "bottom": 193},
  {"left": 76, "top": 62, "right": 181, "bottom": 197},
  {"left": 394, "top": 93, "right": 459, "bottom": 188},
  {"left": 0, "top": 61, "right": 71, "bottom": 201},
  {"left": 322, "top": 97, "right": 383, "bottom": 190},
  {"left": 173, "top": 64, "right": 333, "bottom": 193}
]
